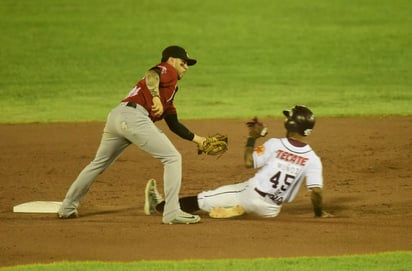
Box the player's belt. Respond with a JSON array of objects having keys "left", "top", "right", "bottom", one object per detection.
[
  {"left": 254, "top": 188, "right": 267, "bottom": 198},
  {"left": 126, "top": 102, "right": 137, "bottom": 108},
  {"left": 254, "top": 188, "right": 281, "bottom": 205}
]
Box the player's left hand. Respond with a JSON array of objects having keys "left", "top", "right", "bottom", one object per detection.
[{"left": 246, "top": 117, "right": 268, "bottom": 138}]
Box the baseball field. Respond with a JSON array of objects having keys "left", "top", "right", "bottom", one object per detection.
[{"left": 1, "top": 0, "right": 411, "bottom": 270}]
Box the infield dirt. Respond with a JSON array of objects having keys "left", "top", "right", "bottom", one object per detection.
[{"left": 0, "top": 117, "right": 411, "bottom": 267}]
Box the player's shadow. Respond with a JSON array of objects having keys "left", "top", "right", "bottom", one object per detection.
[
  {"left": 80, "top": 207, "right": 138, "bottom": 217},
  {"left": 280, "top": 195, "right": 362, "bottom": 218}
]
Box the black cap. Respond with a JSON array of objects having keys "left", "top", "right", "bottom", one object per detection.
[{"left": 161, "top": 45, "right": 197, "bottom": 66}]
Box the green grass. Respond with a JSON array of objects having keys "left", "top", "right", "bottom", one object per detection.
[
  {"left": 1, "top": 0, "right": 411, "bottom": 122},
  {"left": 1, "top": 0, "right": 411, "bottom": 270},
  {"left": 1, "top": 252, "right": 411, "bottom": 271}
]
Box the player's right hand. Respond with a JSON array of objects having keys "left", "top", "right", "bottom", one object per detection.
[{"left": 151, "top": 96, "right": 163, "bottom": 116}]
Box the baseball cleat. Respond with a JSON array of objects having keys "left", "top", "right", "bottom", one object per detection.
[
  {"left": 164, "top": 211, "right": 201, "bottom": 224},
  {"left": 144, "top": 179, "right": 164, "bottom": 215},
  {"left": 57, "top": 209, "right": 79, "bottom": 219},
  {"left": 209, "top": 205, "right": 245, "bottom": 218}
]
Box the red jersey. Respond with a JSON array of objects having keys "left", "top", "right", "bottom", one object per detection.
[{"left": 122, "top": 62, "right": 178, "bottom": 122}]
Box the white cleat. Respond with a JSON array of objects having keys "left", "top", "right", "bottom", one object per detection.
[
  {"left": 144, "top": 179, "right": 164, "bottom": 215},
  {"left": 164, "top": 211, "right": 201, "bottom": 224}
]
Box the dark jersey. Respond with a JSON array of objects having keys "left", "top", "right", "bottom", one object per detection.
[{"left": 122, "top": 62, "right": 178, "bottom": 122}]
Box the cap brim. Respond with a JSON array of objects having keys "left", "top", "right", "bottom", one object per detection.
[{"left": 186, "top": 59, "right": 197, "bottom": 66}]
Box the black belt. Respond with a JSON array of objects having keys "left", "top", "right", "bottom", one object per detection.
[
  {"left": 255, "top": 188, "right": 281, "bottom": 205},
  {"left": 255, "top": 188, "right": 267, "bottom": 197},
  {"left": 126, "top": 102, "right": 137, "bottom": 108}
]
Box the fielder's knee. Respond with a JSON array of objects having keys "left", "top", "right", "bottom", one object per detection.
[{"left": 161, "top": 150, "right": 181, "bottom": 166}]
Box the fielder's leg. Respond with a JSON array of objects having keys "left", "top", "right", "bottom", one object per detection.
[
  {"left": 119, "top": 104, "right": 199, "bottom": 224},
  {"left": 58, "top": 110, "right": 130, "bottom": 218}
]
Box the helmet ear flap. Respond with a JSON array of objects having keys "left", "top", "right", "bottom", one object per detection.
[{"left": 284, "top": 119, "right": 298, "bottom": 132}]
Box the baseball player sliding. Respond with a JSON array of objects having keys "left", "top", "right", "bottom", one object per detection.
[{"left": 145, "top": 105, "right": 334, "bottom": 219}]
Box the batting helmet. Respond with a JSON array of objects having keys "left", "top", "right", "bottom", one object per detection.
[{"left": 283, "top": 105, "right": 315, "bottom": 136}]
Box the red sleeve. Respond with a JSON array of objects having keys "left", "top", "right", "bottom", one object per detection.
[{"left": 156, "top": 63, "right": 179, "bottom": 118}]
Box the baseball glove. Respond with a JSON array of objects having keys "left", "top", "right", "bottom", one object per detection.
[
  {"left": 246, "top": 117, "right": 268, "bottom": 138},
  {"left": 198, "top": 134, "right": 228, "bottom": 156}
]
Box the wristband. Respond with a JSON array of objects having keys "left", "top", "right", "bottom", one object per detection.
[{"left": 246, "top": 137, "right": 256, "bottom": 147}]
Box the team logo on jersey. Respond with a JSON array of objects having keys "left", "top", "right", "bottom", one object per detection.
[
  {"left": 275, "top": 149, "right": 308, "bottom": 166},
  {"left": 157, "top": 65, "right": 168, "bottom": 74},
  {"left": 255, "top": 145, "right": 265, "bottom": 156}
]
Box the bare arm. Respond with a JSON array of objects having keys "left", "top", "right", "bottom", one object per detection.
[
  {"left": 244, "top": 137, "right": 255, "bottom": 168},
  {"left": 145, "top": 69, "right": 163, "bottom": 116},
  {"left": 145, "top": 69, "right": 160, "bottom": 97},
  {"left": 310, "top": 187, "right": 323, "bottom": 217},
  {"left": 243, "top": 117, "right": 267, "bottom": 168},
  {"left": 310, "top": 187, "right": 334, "bottom": 218}
]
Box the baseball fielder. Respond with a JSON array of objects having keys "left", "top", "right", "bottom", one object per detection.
[
  {"left": 145, "top": 105, "right": 333, "bottom": 219},
  {"left": 58, "top": 46, "right": 216, "bottom": 224}
]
